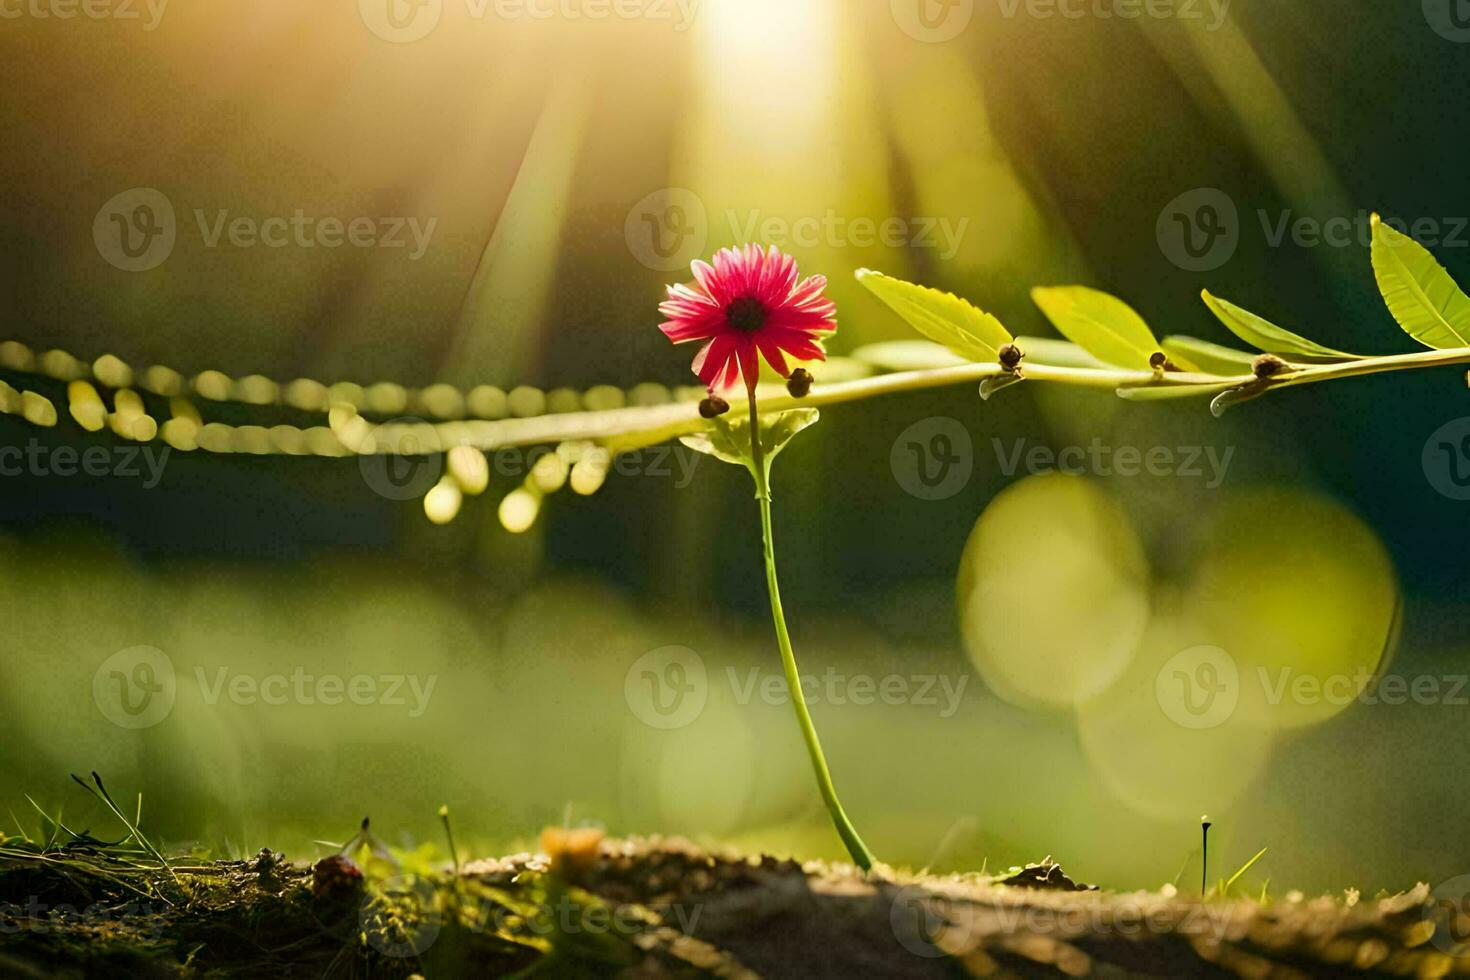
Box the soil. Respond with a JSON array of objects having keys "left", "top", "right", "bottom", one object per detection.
[{"left": 0, "top": 837, "right": 1463, "bottom": 978}]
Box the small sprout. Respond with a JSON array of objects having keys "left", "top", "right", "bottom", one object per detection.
[
  {"left": 699, "top": 395, "right": 731, "bottom": 418},
  {"left": 439, "top": 805, "right": 461, "bottom": 879},
  {"left": 999, "top": 343, "right": 1025, "bottom": 372},
  {"left": 786, "top": 368, "right": 814, "bottom": 398},
  {"left": 1201, "top": 816, "right": 1212, "bottom": 897},
  {"left": 1252, "top": 354, "right": 1290, "bottom": 379},
  {"left": 1149, "top": 351, "right": 1168, "bottom": 372}
]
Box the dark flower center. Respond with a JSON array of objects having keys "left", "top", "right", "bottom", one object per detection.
[{"left": 725, "top": 296, "right": 768, "bottom": 333}]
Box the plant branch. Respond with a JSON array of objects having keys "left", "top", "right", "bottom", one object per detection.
[
  {"left": 387, "top": 344, "right": 1470, "bottom": 455},
  {"left": 7, "top": 341, "right": 1470, "bottom": 458}
]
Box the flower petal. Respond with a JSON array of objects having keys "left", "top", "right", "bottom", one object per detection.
[
  {"left": 693, "top": 335, "right": 738, "bottom": 388},
  {"left": 755, "top": 334, "right": 791, "bottom": 377},
  {"left": 657, "top": 244, "right": 837, "bottom": 387},
  {"left": 787, "top": 275, "right": 830, "bottom": 307},
  {"left": 766, "top": 329, "right": 828, "bottom": 362},
  {"left": 736, "top": 339, "right": 760, "bottom": 391},
  {"left": 690, "top": 260, "right": 722, "bottom": 300},
  {"left": 659, "top": 311, "right": 725, "bottom": 343},
  {"left": 665, "top": 281, "right": 714, "bottom": 306}
]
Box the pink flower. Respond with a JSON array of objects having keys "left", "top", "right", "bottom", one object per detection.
[{"left": 659, "top": 244, "right": 836, "bottom": 393}]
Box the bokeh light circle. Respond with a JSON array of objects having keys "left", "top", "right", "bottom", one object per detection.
[
  {"left": 1186, "top": 488, "right": 1399, "bottom": 730},
  {"left": 1078, "top": 615, "right": 1272, "bottom": 821},
  {"left": 958, "top": 474, "right": 1150, "bottom": 710}
]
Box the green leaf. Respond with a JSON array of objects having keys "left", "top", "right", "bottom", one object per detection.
[
  {"left": 1030, "top": 286, "right": 1160, "bottom": 370},
  {"left": 811, "top": 355, "right": 876, "bottom": 382},
  {"left": 1221, "top": 847, "right": 1268, "bottom": 897},
  {"left": 856, "top": 269, "right": 1013, "bottom": 362},
  {"left": 850, "top": 340, "right": 966, "bottom": 372},
  {"left": 1371, "top": 214, "right": 1470, "bottom": 349},
  {"left": 678, "top": 408, "right": 821, "bottom": 477},
  {"left": 1160, "top": 336, "right": 1257, "bottom": 377},
  {"left": 758, "top": 408, "right": 821, "bottom": 461},
  {"left": 1011, "top": 336, "right": 1112, "bottom": 370},
  {"left": 851, "top": 336, "right": 1115, "bottom": 373},
  {"left": 1201, "top": 290, "right": 1360, "bottom": 361},
  {"left": 678, "top": 426, "right": 748, "bottom": 471}
]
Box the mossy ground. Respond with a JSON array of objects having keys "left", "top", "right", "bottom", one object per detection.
[{"left": 1, "top": 834, "right": 1464, "bottom": 978}]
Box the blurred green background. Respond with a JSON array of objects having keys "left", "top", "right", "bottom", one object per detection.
[{"left": 1, "top": 0, "right": 1468, "bottom": 895}]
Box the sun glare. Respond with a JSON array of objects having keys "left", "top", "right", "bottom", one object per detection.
[{"left": 700, "top": 0, "right": 836, "bottom": 127}]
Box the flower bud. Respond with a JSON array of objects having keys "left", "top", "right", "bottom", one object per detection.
[
  {"left": 540, "top": 826, "right": 605, "bottom": 884},
  {"left": 786, "top": 368, "right": 814, "bottom": 398},
  {"left": 311, "top": 854, "right": 363, "bottom": 901},
  {"left": 1252, "top": 354, "right": 1289, "bottom": 379}
]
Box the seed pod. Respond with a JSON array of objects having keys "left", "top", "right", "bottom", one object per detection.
[
  {"left": 1252, "top": 354, "right": 1289, "bottom": 379},
  {"left": 311, "top": 854, "right": 364, "bottom": 901},
  {"left": 699, "top": 396, "right": 731, "bottom": 418},
  {"left": 786, "top": 369, "right": 814, "bottom": 398}
]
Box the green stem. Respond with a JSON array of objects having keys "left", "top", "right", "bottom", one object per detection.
[
  {"left": 348, "top": 346, "right": 1470, "bottom": 455},
  {"left": 746, "top": 386, "right": 876, "bottom": 872}
]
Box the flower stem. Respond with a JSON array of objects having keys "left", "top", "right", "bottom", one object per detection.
[{"left": 746, "top": 386, "right": 876, "bottom": 872}]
